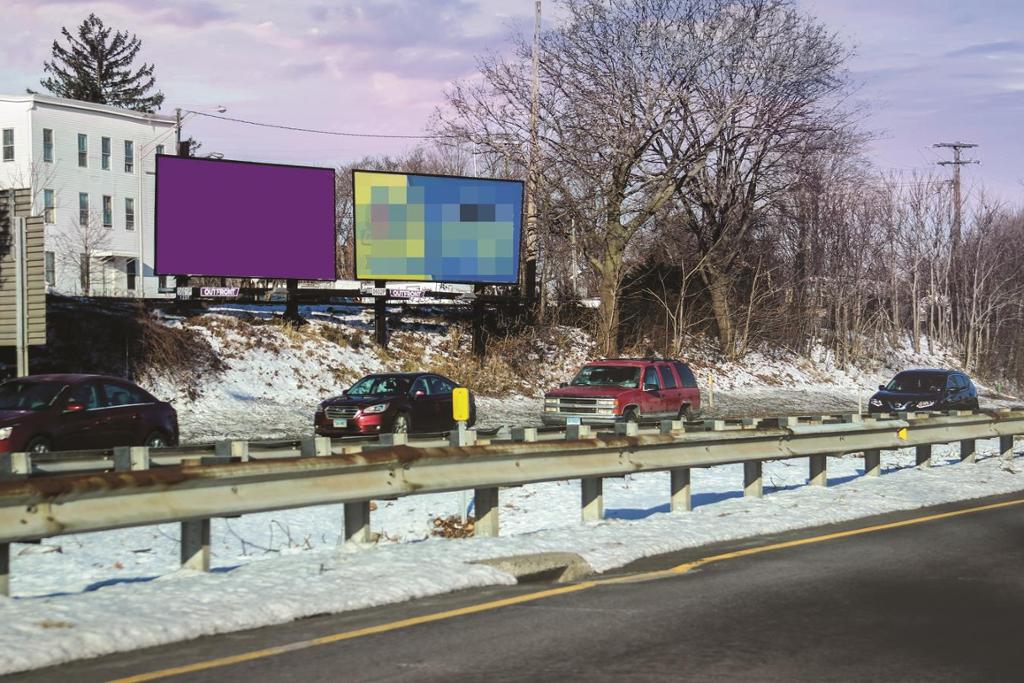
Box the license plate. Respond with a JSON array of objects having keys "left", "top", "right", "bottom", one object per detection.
[
  {"left": 566, "top": 416, "right": 581, "bottom": 425},
  {"left": 332, "top": 418, "right": 348, "bottom": 428}
]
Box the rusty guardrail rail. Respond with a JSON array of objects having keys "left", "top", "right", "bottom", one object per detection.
[{"left": 0, "top": 409, "right": 1021, "bottom": 595}]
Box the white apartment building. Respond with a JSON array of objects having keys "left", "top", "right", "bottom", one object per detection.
[{"left": 0, "top": 93, "right": 177, "bottom": 297}]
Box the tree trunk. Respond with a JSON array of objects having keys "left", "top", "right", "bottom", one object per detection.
[{"left": 702, "top": 263, "right": 735, "bottom": 358}]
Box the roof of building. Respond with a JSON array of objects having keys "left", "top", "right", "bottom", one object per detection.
[{"left": 0, "top": 92, "right": 175, "bottom": 125}]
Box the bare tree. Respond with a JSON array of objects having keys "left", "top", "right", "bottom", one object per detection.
[
  {"left": 53, "top": 209, "right": 112, "bottom": 296},
  {"left": 672, "top": 0, "right": 856, "bottom": 357},
  {"left": 438, "top": 0, "right": 731, "bottom": 355}
]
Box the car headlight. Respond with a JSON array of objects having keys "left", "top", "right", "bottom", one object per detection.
[
  {"left": 0, "top": 427, "right": 12, "bottom": 440},
  {"left": 869, "top": 398, "right": 882, "bottom": 407},
  {"left": 544, "top": 397, "right": 558, "bottom": 405},
  {"left": 596, "top": 398, "right": 616, "bottom": 407},
  {"left": 915, "top": 401, "right": 935, "bottom": 409},
  {"left": 363, "top": 403, "right": 388, "bottom": 414}
]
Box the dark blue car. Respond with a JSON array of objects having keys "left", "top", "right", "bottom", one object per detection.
[{"left": 869, "top": 368, "right": 979, "bottom": 413}]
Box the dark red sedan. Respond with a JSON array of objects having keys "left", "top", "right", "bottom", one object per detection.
[
  {"left": 0, "top": 374, "right": 179, "bottom": 453},
  {"left": 315, "top": 372, "right": 476, "bottom": 436}
]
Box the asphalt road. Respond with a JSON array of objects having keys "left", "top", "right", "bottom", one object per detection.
[{"left": 14, "top": 493, "right": 1024, "bottom": 682}]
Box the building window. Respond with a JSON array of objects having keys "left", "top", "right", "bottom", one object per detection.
[
  {"left": 79, "top": 192, "right": 89, "bottom": 226},
  {"left": 126, "top": 258, "right": 138, "bottom": 291},
  {"left": 44, "top": 251, "right": 55, "bottom": 286},
  {"left": 125, "top": 197, "right": 135, "bottom": 231},
  {"left": 102, "top": 195, "right": 112, "bottom": 227},
  {"left": 156, "top": 144, "right": 165, "bottom": 156},
  {"left": 158, "top": 275, "right": 169, "bottom": 291},
  {"left": 101, "top": 137, "right": 111, "bottom": 170},
  {"left": 124, "top": 140, "right": 134, "bottom": 173},
  {"left": 78, "top": 134, "right": 88, "bottom": 167},
  {"left": 43, "top": 189, "right": 55, "bottom": 224},
  {"left": 43, "top": 129, "right": 54, "bottom": 163},
  {"left": 2, "top": 129, "right": 12, "bottom": 162}
]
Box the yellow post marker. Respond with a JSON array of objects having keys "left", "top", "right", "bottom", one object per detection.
[
  {"left": 453, "top": 387, "right": 471, "bottom": 423},
  {"left": 897, "top": 428, "right": 908, "bottom": 441}
]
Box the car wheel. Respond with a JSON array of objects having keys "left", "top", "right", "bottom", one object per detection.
[
  {"left": 678, "top": 404, "right": 700, "bottom": 421},
  {"left": 393, "top": 413, "right": 410, "bottom": 434},
  {"left": 144, "top": 431, "right": 169, "bottom": 448},
  {"left": 26, "top": 436, "right": 51, "bottom": 454},
  {"left": 622, "top": 407, "right": 640, "bottom": 425}
]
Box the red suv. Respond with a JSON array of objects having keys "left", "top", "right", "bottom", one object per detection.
[
  {"left": 0, "top": 374, "right": 179, "bottom": 453},
  {"left": 542, "top": 359, "right": 701, "bottom": 426}
]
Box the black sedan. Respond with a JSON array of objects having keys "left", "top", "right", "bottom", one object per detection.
[
  {"left": 314, "top": 372, "right": 476, "bottom": 436},
  {"left": 868, "top": 368, "right": 979, "bottom": 413}
]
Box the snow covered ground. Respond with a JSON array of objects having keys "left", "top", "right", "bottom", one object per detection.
[{"left": 2, "top": 438, "right": 1023, "bottom": 674}]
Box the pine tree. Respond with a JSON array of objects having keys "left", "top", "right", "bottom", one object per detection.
[{"left": 40, "top": 14, "right": 165, "bottom": 112}]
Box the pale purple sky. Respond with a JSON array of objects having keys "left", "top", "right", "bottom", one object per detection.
[{"left": 2, "top": 0, "right": 1022, "bottom": 202}]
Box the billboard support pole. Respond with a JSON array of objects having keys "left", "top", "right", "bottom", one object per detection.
[
  {"left": 472, "top": 285, "right": 486, "bottom": 358},
  {"left": 373, "top": 280, "right": 388, "bottom": 348},
  {"left": 284, "top": 278, "right": 303, "bottom": 326}
]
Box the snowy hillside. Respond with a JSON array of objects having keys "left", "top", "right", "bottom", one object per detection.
[{"left": 133, "top": 304, "right": 1016, "bottom": 443}]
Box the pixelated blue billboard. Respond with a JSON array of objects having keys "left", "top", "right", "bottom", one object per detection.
[{"left": 353, "top": 170, "right": 523, "bottom": 284}]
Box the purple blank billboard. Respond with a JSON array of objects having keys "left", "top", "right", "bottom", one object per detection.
[{"left": 155, "top": 155, "right": 336, "bottom": 280}]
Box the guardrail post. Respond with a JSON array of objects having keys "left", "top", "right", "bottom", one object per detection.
[
  {"left": 809, "top": 455, "right": 828, "bottom": 486},
  {"left": 344, "top": 502, "right": 372, "bottom": 544},
  {"left": 511, "top": 427, "right": 537, "bottom": 443},
  {"left": 744, "top": 462, "right": 763, "bottom": 498},
  {"left": 614, "top": 422, "right": 639, "bottom": 436},
  {"left": 448, "top": 425, "right": 475, "bottom": 447},
  {"left": 670, "top": 468, "right": 691, "bottom": 512},
  {"left": 113, "top": 446, "right": 150, "bottom": 471},
  {"left": 1000, "top": 435, "right": 1015, "bottom": 461},
  {"left": 474, "top": 487, "right": 500, "bottom": 537},
  {"left": 180, "top": 519, "right": 211, "bottom": 571},
  {"left": 959, "top": 439, "right": 976, "bottom": 464},
  {"left": 215, "top": 440, "right": 250, "bottom": 462},
  {"left": 1, "top": 452, "right": 31, "bottom": 478},
  {"left": 864, "top": 449, "right": 881, "bottom": 477},
  {"left": 380, "top": 433, "right": 409, "bottom": 447},
  {"left": 1, "top": 542, "right": 9, "bottom": 597},
  {"left": 661, "top": 420, "right": 683, "bottom": 434},
  {"left": 300, "top": 436, "right": 332, "bottom": 457},
  {"left": 581, "top": 478, "right": 603, "bottom": 522},
  {"left": 566, "top": 424, "right": 592, "bottom": 440},
  {"left": 916, "top": 444, "right": 932, "bottom": 468}
]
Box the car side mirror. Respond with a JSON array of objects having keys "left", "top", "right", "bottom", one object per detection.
[
  {"left": 64, "top": 402, "right": 85, "bottom": 413},
  {"left": 341, "top": 389, "right": 349, "bottom": 395},
  {"left": 413, "top": 390, "right": 426, "bottom": 398},
  {"left": 559, "top": 382, "right": 568, "bottom": 388},
  {"left": 644, "top": 384, "right": 658, "bottom": 392},
  {"left": 878, "top": 384, "right": 885, "bottom": 391}
]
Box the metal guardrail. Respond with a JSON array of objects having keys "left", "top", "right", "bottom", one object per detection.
[{"left": 0, "top": 409, "right": 1021, "bottom": 596}]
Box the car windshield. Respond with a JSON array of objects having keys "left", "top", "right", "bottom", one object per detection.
[
  {"left": 571, "top": 365, "right": 641, "bottom": 388},
  {"left": 885, "top": 372, "right": 946, "bottom": 393},
  {"left": 348, "top": 375, "right": 411, "bottom": 396},
  {"left": 0, "top": 381, "right": 65, "bottom": 411}
]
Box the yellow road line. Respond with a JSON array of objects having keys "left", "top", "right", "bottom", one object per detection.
[{"left": 111, "top": 495, "right": 1024, "bottom": 683}]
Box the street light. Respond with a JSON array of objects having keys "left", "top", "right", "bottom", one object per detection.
[{"left": 175, "top": 105, "right": 228, "bottom": 150}]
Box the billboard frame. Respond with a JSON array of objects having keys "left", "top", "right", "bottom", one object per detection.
[
  {"left": 351, "top": 168, "right": 524, "bottom": 286},
  {"left": 154, "top": 154, "right": 338, "bottom": 281}
]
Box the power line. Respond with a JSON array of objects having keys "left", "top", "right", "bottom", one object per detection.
[{"left": 185, "top": 110, "right": 446, "bottom": 140}]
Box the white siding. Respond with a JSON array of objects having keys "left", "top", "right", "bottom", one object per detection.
[{"left": 0, "top": 94, "right": 176, "bottom": 297}]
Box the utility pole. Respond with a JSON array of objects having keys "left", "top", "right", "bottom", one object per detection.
[
  {"left": 524, "top": 0, "right": 541, "bottom": 307},
  {"left": 933, "top": 141, "right": 979, "bottom": 250}
]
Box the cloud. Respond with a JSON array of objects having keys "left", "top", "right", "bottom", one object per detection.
[{"left": 945, "top": 40, "right": 1024, "bottom": 58}]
